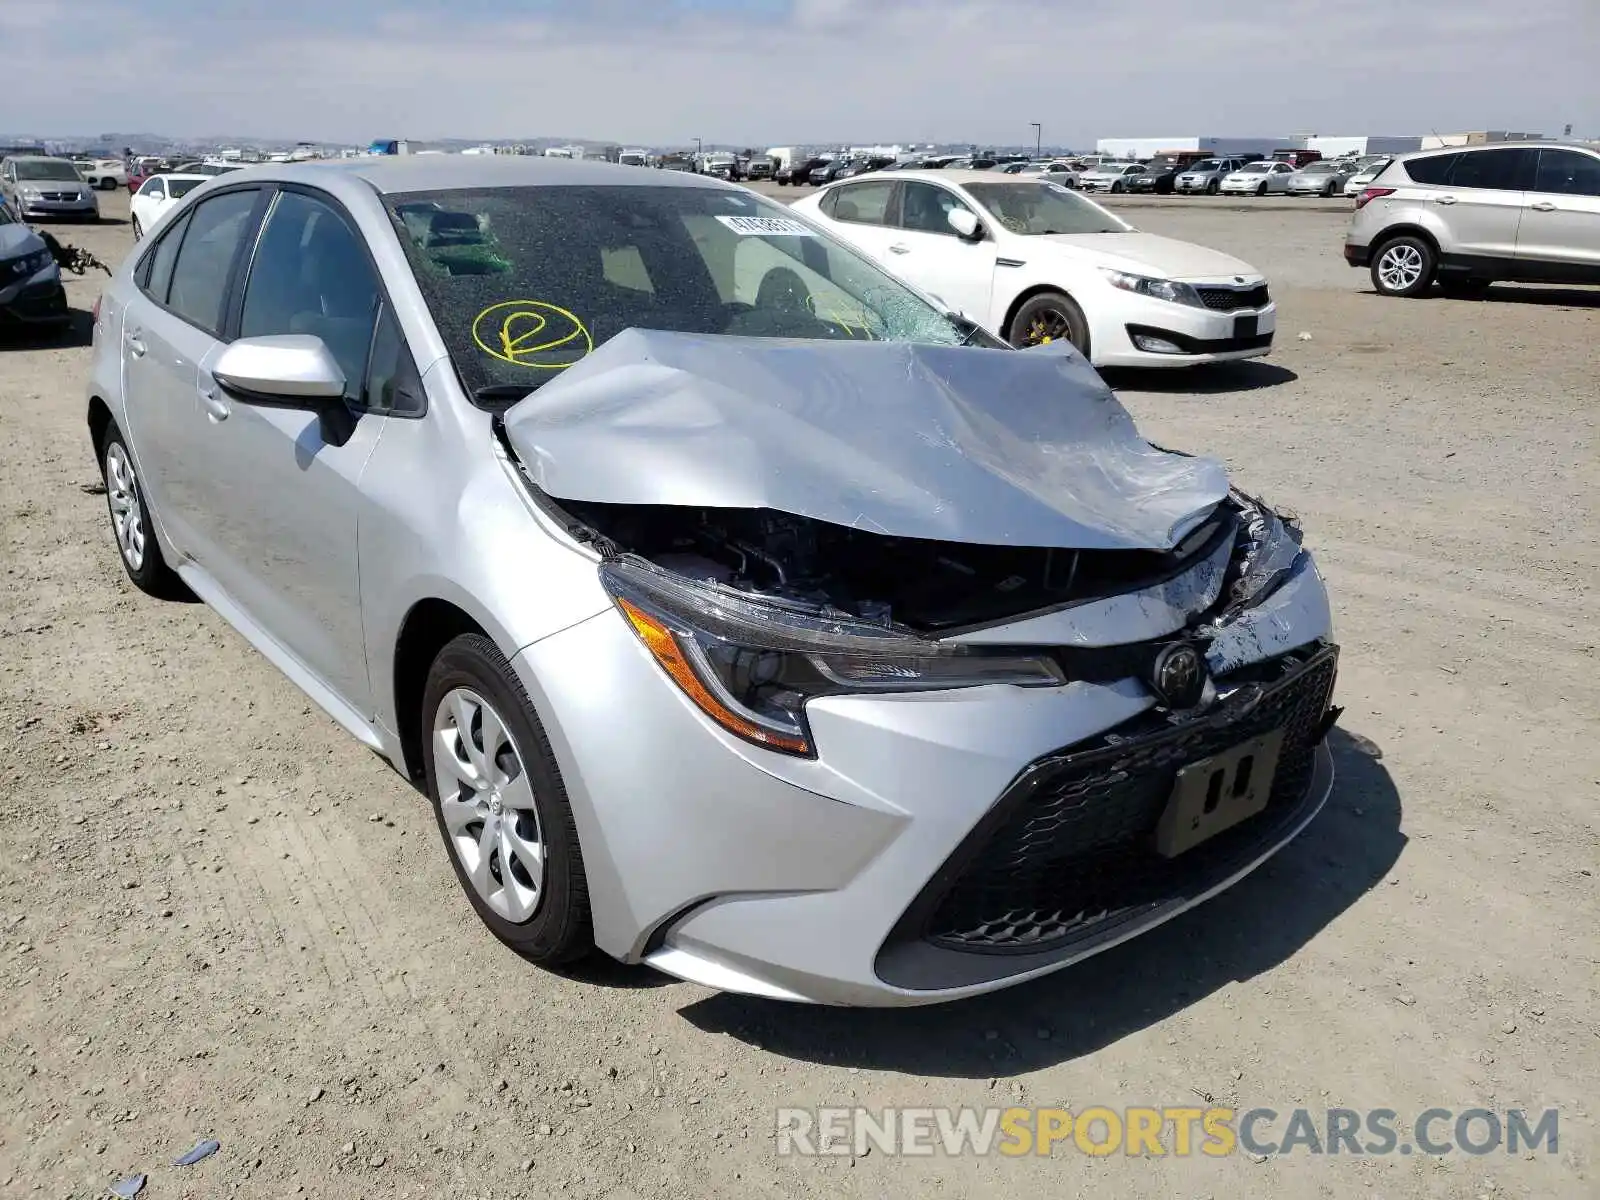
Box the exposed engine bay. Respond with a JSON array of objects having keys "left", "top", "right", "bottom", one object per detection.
[{"left": 553, "top": 497, "right": 1239, "bottom": 635}]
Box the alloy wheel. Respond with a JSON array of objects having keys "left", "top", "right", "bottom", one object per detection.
[
  {"left": 104, "top": 442, "right": 146, "bottom": 571},
  {"left": 1024, "top": 309, "right": 1074, "bottom": 347},
  {"left": 432, "top": 687, "right": 546, "bottom": 922},
  {"left": 1377, "top": 243, "right": 1425, "bottom": 292}
]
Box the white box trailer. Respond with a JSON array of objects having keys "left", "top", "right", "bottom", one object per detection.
[
  {"left": 1303, "top": 135, "right": 1423, "bottom": 158},
  {"left": 1095, "top": 135, "right": 1288, "bottom": 160}
]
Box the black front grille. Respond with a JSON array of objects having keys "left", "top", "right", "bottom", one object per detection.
[
  {"left": 917, "top": 644, "right": 1338, "bottom": 954},
  {"left": 1197, "top": 285, "right": 1270, "bottom": 312}
]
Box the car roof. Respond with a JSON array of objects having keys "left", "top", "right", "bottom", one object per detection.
[
  {"left": 1398, "top": 139, "right": 1593, "bottom": 159},
  {"left": 867, "top": 168, "right": 1065, "bottom": 186},
  {"left": 230, "top": 154, "right": 740, "bottom": 195}
]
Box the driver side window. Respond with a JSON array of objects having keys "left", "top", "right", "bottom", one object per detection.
[
  {"left": 239, "top": 190, "right": 380, "bottom": 403},
  {"left": 898, "top": 182, "right": 973, "bottom": 236}
]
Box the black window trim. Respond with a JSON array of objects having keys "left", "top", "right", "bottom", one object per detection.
[{"left": 228, "top": 181, "right": 427, "bottom": 419}]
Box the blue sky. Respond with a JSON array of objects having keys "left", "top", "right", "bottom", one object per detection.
[{"left": 3, "top": 0, "right": 1594, "bottom": 146}]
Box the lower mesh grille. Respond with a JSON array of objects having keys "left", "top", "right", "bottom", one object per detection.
[{"left": 921, "top": 644, "right": 1338, "bottom": 953}]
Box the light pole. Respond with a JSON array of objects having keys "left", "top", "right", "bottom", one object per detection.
[{"left": 1031, "top": 122, "right": 1042, "bottom": 158}]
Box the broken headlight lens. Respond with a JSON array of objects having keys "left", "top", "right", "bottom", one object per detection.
[
  {"left": 601, "top": 558, "right": 1063, "bottom": 757},
  {"left": 1222, "top": 491, "right": 1305, "bottom": 614}
]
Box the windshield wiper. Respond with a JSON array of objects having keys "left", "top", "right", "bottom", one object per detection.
[
  {"left": 946, "top": 311, "right": 991, "bottom": 348},
  {"left": 474, "top": 383, "right": 535, "bottom": 408}
]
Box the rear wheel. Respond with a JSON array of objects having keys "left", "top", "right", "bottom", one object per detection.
[
  {"left": 1371, "top": 235, "right": 1436, "bottom": 298},
  {"left": 98, "top": 425, "right": 185, "bottom": 598},
  {"left": 422, "top": 634, "right": 594, "bottom": 964},
  {"left": 1007, "top": 291, "right": 1090, "bottom": 357}
]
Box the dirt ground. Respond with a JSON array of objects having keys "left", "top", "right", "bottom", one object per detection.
[{"left": 1, "top": 188, "right": 1596, "bottom": 1199}]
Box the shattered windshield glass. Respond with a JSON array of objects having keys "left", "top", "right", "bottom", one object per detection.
[
  {"left": 965, "top": 182, "right": 1129, "bottom": 236},
  {"left": 386, "top": 184, "right": 980, "bottom": 399}
]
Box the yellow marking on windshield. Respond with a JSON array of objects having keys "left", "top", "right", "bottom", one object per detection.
[{"left": 471, "top": 300, "right": 595, "bottom": 369}]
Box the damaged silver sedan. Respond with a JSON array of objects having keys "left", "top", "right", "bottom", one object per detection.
[{"left": 87, "top": 156, "right": 1339, "bottom": 1005}]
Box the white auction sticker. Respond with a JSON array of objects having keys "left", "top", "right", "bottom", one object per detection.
[{"left": 714, "top": 215, "right": 815, "bottom": 236}]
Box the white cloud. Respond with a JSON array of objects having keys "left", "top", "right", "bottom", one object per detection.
[{"left": 2, "top": 0, "right": 1594, "bottom": 146}]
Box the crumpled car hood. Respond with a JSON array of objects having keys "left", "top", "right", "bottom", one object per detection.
[{"left": 502, "top": 328, "right": 1228, "bottom": 551}]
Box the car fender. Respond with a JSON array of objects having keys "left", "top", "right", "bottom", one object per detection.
[{"left": 988, "top": 250, "right": 1110, "bottom": 347}]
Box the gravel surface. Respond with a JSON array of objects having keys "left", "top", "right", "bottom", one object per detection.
[{"left": 1, "top": 190, "right": 1595, "bottom": 1198}]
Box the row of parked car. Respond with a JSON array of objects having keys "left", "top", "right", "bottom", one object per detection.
[{"left": 1080, "top": 152, "right": 1391, "bottom": 197}]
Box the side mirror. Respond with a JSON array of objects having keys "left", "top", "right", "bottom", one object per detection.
[
  {"left": 946, "top": 208, "right": 982, "bottom": 240},
  {"left": 212, "top": 335, "right": 357, "bottom": 446}
]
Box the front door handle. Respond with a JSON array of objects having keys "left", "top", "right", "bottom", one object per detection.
[
  {"left": 888, "top": 243, "right": 910, "bottom": 255},
  {"left": 200, "top": 386, "right": 230, "bottom": 422},
  {"left": 1530, "top": 200, "right": 1557, "bottom": 212},
  {"left": 1434, "top": 195, "right": 1458, "bottom": 205}
]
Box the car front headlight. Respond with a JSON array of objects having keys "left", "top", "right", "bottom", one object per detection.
[
  {"left": 2, "top": 248, "right": 54, "bottom": 281},
  {"left": 1219, "top": 490, "right": 1305, "bottom": 616},
  {"left": 601, "top": 557, "right": 1064, "bottom": 756},
  {"left": 19, "top": 185, "right": 42, "bottom": 199},
  {"left": 1101, "top": 269, "right": 1205, "bottom": 308}
]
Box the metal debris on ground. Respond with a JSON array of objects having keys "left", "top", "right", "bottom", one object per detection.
[
  {"left": 173, "top": 1138, "right": 221, "bottom": 1166},
  {"left": 38, "top": 230, "right": 113, "bottom": 276},
  {"left": 109, "top": 1175, "right": 146, "bottom": 1198}
]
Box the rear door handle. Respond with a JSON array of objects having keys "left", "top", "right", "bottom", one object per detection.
[
  {"left": 199, "top": 385, "right": 230, "bottom": 422},
  {"left": 126, "top": 329, "right": 146, "bottom": 357},
  {"left": 1434, "top": 195, "right": 1458, "bottom": 205},
  {"left": 888, "top": 243, "right": 910, "bottom": 255},
  {"left": 1530, "top": 200, "right": 1557, "bottom": 212}
]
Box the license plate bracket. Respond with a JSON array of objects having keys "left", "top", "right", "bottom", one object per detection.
[
  {"left": 1233, "top": 314, "right": 1259, "bottom": 340},
  {"left": 1154, "top": 728, "right": 1284, "bottom": 858}
]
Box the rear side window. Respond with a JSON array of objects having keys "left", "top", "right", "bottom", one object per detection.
[
  {"left": 1534, "top": 149, "right": 1600, "bottom": 197},
  {"left": 165, "top": 189, "right": 259, "bottom": 334},
  {"left": 1444, "top": 148, "right": 1534, "bottom": 191},
  {"left": 136, "top": 209, "right": 192, "bottom": 304},
  {"left": 1403, "top": 154, "right": 1458, "bottom": 184},
  {"left": 829, "top": 181, "right": 895, "bottom": 226}
]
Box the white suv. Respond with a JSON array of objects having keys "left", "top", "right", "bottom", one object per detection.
[{"left": 1344, "top": 142, "right": 1600, "bottom": 297}]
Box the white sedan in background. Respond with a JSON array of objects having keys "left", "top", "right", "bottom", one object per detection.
[
  {"left": 81, "top": 159, "right": 128, "bottom": 190},
  {"left": 1219, "top": 160, "right": 1297, "bottom": 195},
  {"left": 790, "top": 170, "right": 1275, "bottom": 368},
  {"left": 128, "top": 173, "right": 209, "bottom": 240}
]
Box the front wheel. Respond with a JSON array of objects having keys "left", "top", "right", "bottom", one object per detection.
[
  {"left": 1371, "top": 235, "right": 1436, "bottom": 297},
  {"left": 130, "top": 216, "right": 142, "bottom": 241},
  {"left": 1007, "top": 290, "right": 1090, "bottom": 357},
  {"left": 1257, "top": 182, "right": 1268, "bottom": 196},
  {"left": 422, "top": 634, "right": 594, "bottom": 964},
  {"left": 1207, "top": 180, "right": 1220, "bottom": 195}
]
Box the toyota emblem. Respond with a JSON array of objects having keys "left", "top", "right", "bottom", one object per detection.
[{"left": 1150, "top": 642, "right": 1208, "bottom": 709}]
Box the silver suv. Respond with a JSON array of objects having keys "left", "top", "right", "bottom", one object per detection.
[{"left": 1344, "top": 142, "right": 1600, "bottom": 297}]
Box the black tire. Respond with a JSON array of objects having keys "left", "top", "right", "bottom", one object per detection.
[
  {"left": 1007, "top": 290, "right": 1090, "bottom": 356},
  {"left": 1370, "top": 234, "right": 1437, "bottom": 298},
  {"left": 1257, "top": 182, "right": 1268, "bottom": 196},
  {"left": 97, "top": 424, "right": 185, "bottom": 598},
  {"left": 130, "top": 217, "right": 142, "bottom": 241},
  {"left": 101, "top": 177, "right": 118, "bottom": 191},
  {"left": 1111, "top": 180, "right": 1124, "bottom": 194},
  {"left": 1323, "top": 181, "right": 1337, "bottom": 197},
  {"left": 421, "top": 633, "right": 594, "bottom": 965},
  {"left": 1207, "top": 179, "right": 1220, "bottom": 195}
]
